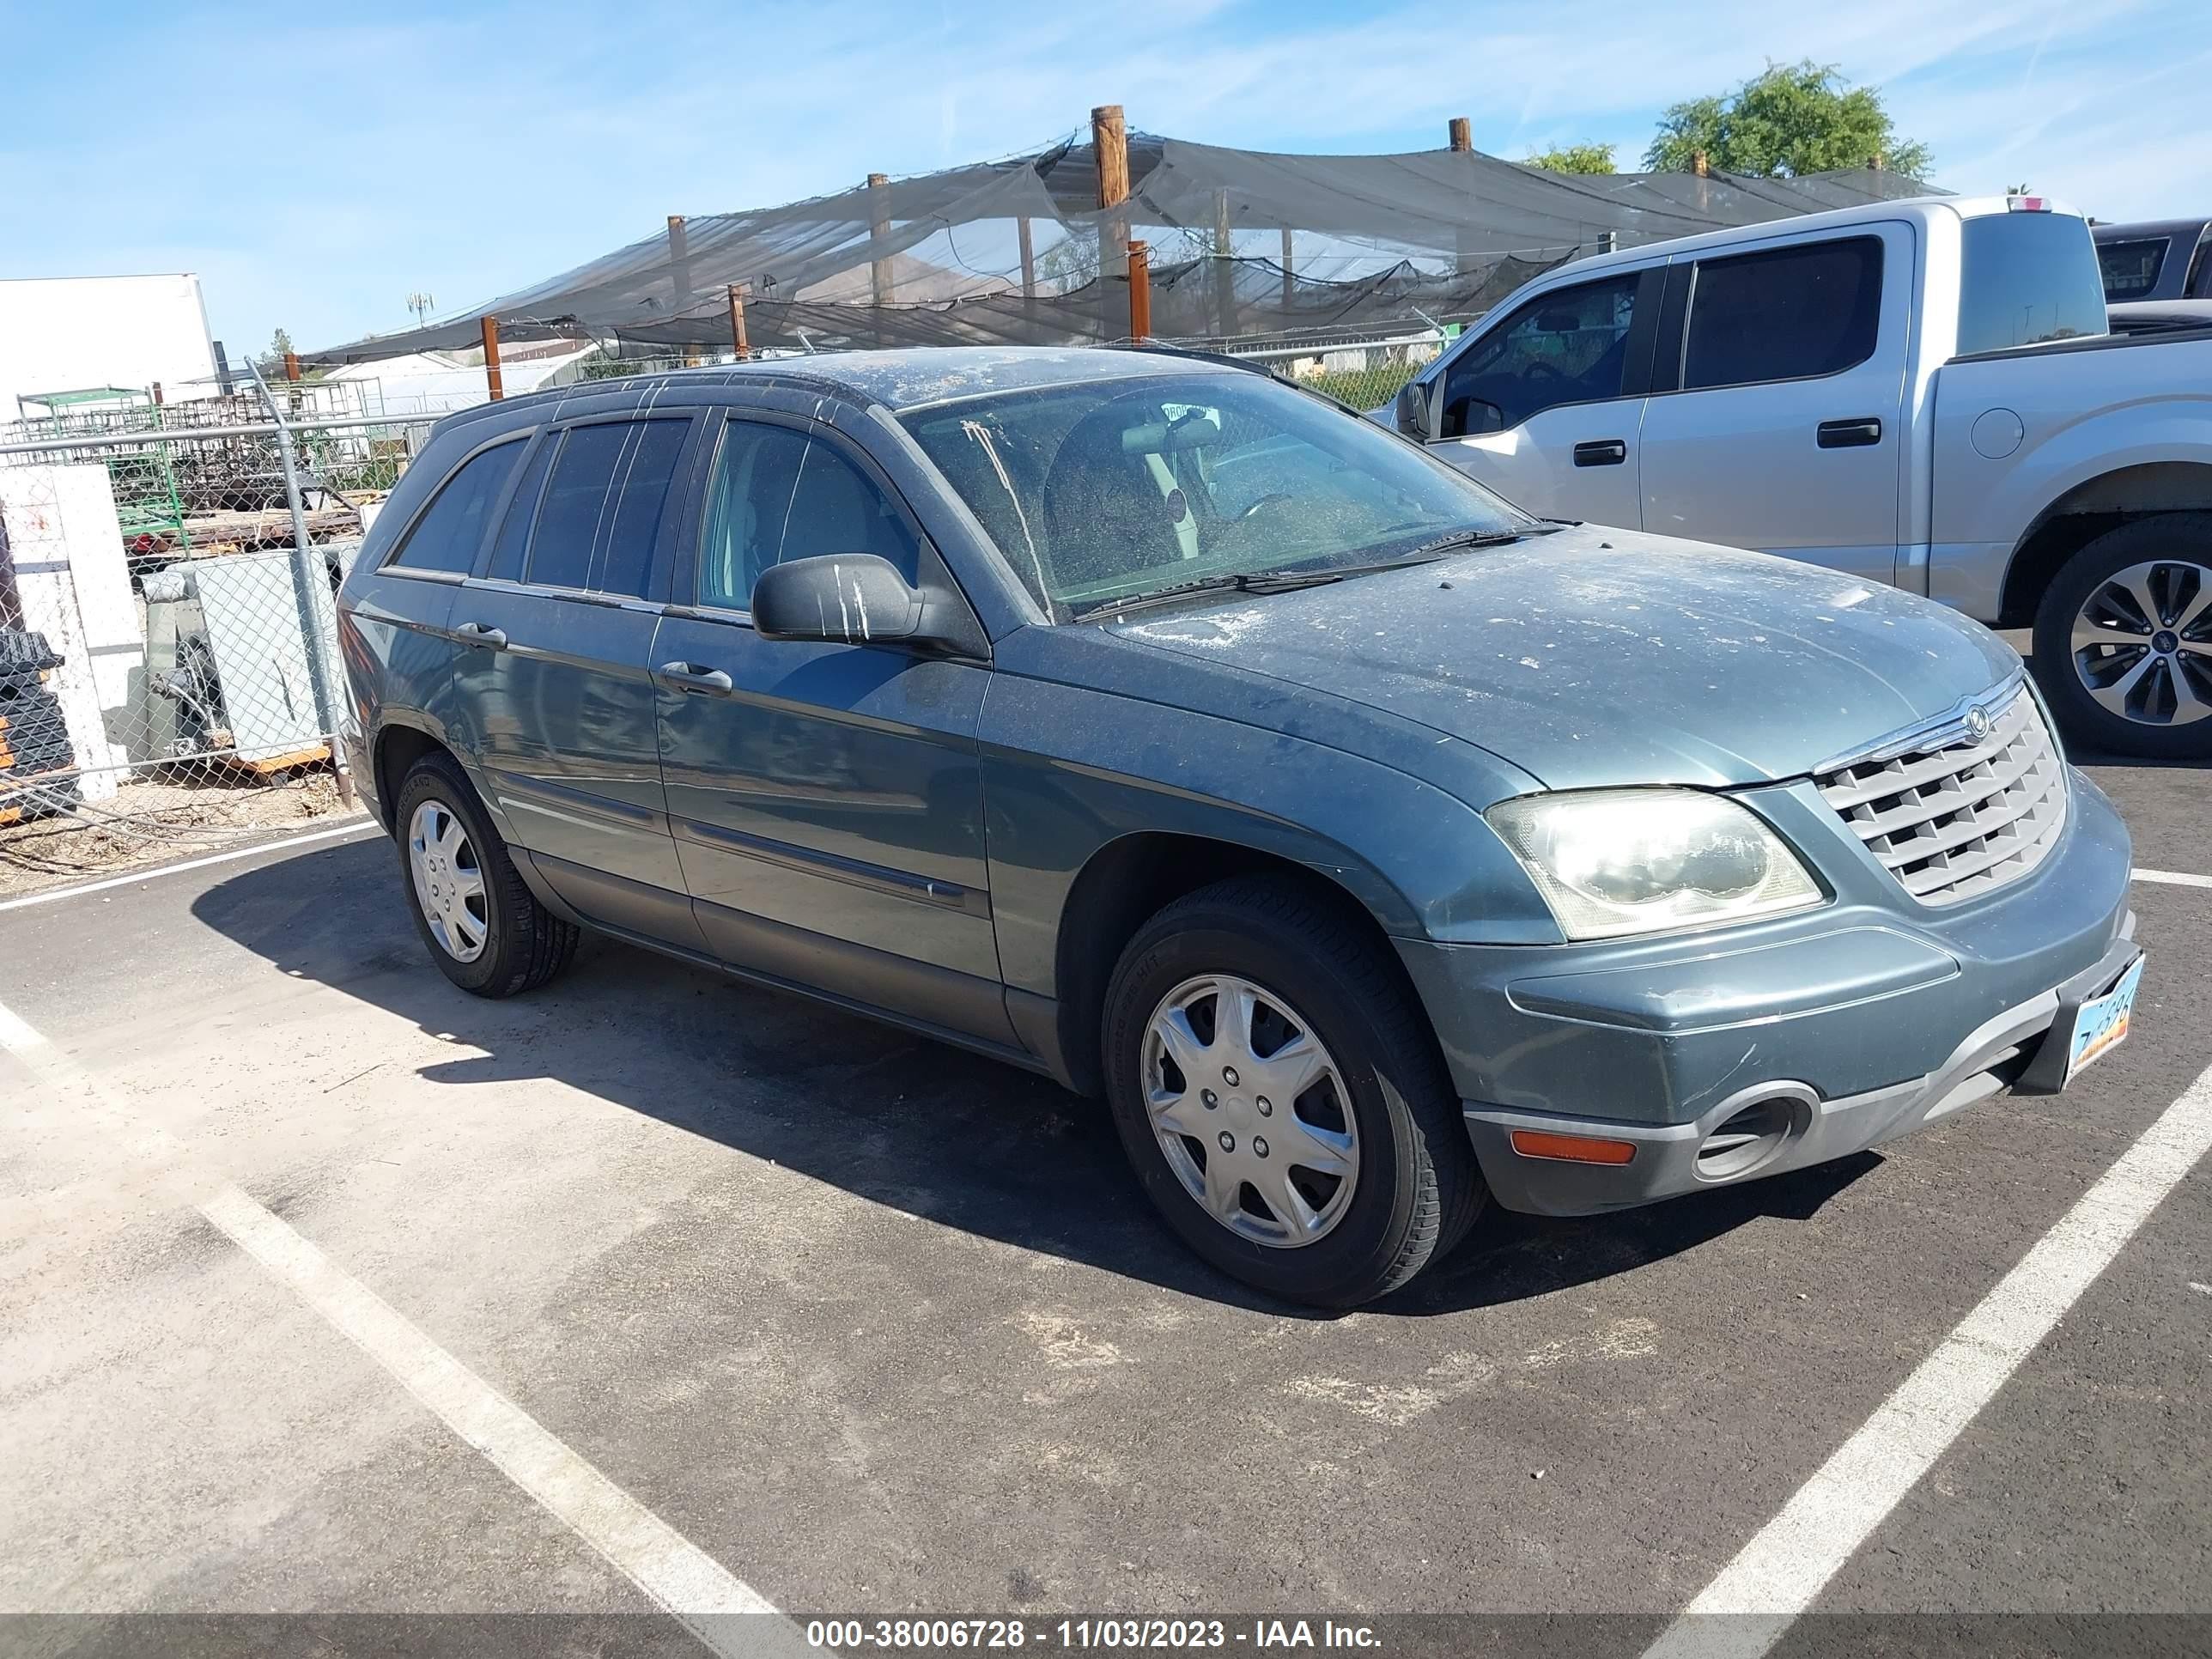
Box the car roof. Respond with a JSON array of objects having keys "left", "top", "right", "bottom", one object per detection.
[
  {"left": 2092, "top": 217, "right": 2210, "bottom": 243},
  {"left": 430, "top": 346, "right": 1243, "bottom": 443},
  {"left": 1540, "top": 194, "right": 2058, "bottom": 283}
]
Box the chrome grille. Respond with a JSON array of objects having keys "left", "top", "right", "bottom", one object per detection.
[{"left": 1816, "top": 685, "right": 2068, "bottom": 907}]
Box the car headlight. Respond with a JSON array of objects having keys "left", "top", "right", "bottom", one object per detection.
[{"left": 1486, "top": 788, "right": 1823, "bottom": 940}]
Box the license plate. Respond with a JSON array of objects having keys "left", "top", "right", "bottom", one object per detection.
[{"left": 2066, "top": 956, "right": 2144, "bottom": 1083}]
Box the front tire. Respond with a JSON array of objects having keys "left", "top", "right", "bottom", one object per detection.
[
  {"left": 393, "top": 751, "right": 578, "bottom": 997},
  {"left": 1101, "top": 874, "right": 1484, "bottom": 1308},
  {"left": 2032, "top": 514, "right": 2212, "bottom": 760}
]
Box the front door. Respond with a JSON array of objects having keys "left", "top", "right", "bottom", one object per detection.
[
  {"left": 1636, "top": 226, "right": 1910, "bottom": 583},
  {"left": 1425, "top": 266, "right": 1658, "bottom": 529},
  {"left": 451, "top": 413, "right": 706, "bottom": 945},
  {"left": 651, "top": 413, "right": 1010, "bottom": 1045}
]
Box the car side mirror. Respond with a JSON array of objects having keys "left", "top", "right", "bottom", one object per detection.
[
  {"left": 749, "top": 553, "right": 986, "bottom": 658},
  {"left": 1394, "top": 380, "right": 1436, "bottom": 442}
]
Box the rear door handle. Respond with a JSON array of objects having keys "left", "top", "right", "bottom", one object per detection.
[
  {"left": 658, "top": 661, "right": 734, "bottom": 695},
  {"left": 453, "top": 622, "right": 507, "bottom": 649},
  {"left": 1572, "top": 439, "right": 1628, "bottom": 467},
  {"left": 1816, "top": 418, "right": 1883, "bottom": 448}
]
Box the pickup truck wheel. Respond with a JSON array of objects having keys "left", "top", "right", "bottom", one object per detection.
[
  {"left": 395, "top": 752, "right": 579, "bottom": 997},
  {"left": 1101, "top": 874, "right": 1485, "bottom": 1309},
  {"left": 2033, "top": 515, "right": 2212, "bottom": 760}
]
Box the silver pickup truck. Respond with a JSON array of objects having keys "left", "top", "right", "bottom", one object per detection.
[{"left": 1390, "top": 197, "right": 2212, "bottom": 758}]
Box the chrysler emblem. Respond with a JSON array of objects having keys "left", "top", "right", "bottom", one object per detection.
[{"left": 1964, "top": 704, "right": 1992, "bottom": 741}]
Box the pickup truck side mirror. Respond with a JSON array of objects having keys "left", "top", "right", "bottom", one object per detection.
[
  {"left": 1395, "top": 380, "right": 1437, "bottom": 442},
  {"left": 750, "top": 554, "right": 987, "bottom": 658}
]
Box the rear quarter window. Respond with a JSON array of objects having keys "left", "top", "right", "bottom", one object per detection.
[
  {"left": 386, "top": 440, "right": 523, "bottom": 574},
  {"left": 1960, "top": 213, "right": 2110, "bottom": 355}
]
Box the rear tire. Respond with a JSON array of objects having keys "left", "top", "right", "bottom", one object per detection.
[
  {"left": 1101, "top": 874, "right": 1485, "bottom": 1308},
  {"left": 2032, "top": 514, "right": 2212, "bottom": 760},
  {"left": 394, "top": 750, "right": 578, "bottom": 998}
]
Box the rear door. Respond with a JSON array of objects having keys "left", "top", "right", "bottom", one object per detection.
[
  {"left": 1423, "top": 265, "right": 1660, "bottom": 528},
  {"left": 1637, "top": 225, "right": 1911, "bottom": 582},
  {"left": 650, "top": 409, "right": 1010, "bottom": 1045},
  {"left": 450, "top": 411, "right": 708, "bottom": 945}
]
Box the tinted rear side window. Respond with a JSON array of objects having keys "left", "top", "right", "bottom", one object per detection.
[
  {"left": 484, "top": 434, "right": 555, "bottom": 582},
  {"left": 388, "top": 441, "right": 522, "bottom": 574},
  {"left": 1960, "top": 213, "right": 2109, "bottom": 355},
  {"left": 524, "top": 418, "right": 689, "bottom": 596},
  {"left": 1682, "top": 237, "right": 1882, "bottom": 391},
  {"left": 2096, "top": 236, "right": 2169, "bottom": 301}
]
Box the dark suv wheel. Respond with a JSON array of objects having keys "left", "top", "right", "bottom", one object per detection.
[
  {"left": 1100, "top": 874, "right": 1484, "bottom": 1308},
  {"left": 2033, "top": 514, "right": 2212, "bottom": 760},
  {"left": 393, "top": 750, "right": 578, "bottom": 997}
]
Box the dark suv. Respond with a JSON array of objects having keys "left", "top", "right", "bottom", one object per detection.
[{"left": 339, "top": 348, "right": 2136, "bottom": 1308}]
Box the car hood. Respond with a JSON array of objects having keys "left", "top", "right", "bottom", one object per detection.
[{"left": 1108, "top": 526, "right": 2022, "bottom": 789}]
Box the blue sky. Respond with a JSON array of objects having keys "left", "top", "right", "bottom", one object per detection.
[{"left": 3, "top": 0, "right": 2207, "bottom": 354}]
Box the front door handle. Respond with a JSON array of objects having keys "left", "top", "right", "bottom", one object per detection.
[
  {"left": 1572, "top": 439, "right": 1628, "bottom": 467},
  {"left": 453, "top": 622, "right": 508, "bottom": 649},
  {"left": 1816, "top": 417, "right": 1883, "bottom": 448},
  {"left": 658, "top": 661, "right": 734, "bottom": 695}
]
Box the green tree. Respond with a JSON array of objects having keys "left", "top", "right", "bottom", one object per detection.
[
  {"left": 256, "top": 327, "right": 295, "bottom": 372},
  {"left": 1645, "top": 61, "right": 1931, "bottom": 180},
  {"left": 1523, "top": 143, "right": 1617, "bottom": 175}
]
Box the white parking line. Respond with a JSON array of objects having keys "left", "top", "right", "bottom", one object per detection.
[
  {"left": 0, "top": 994, "right": 799, "bottom": 1658},
  {"left": 2135, "top": 868, "right": 2212, "bottom": 890},
  {"left": 0, "top": 817, "right": 380, "bottom": 915},
  {"left": 1642, "top": 1059, "right": 2212, "bottom": 1659}
]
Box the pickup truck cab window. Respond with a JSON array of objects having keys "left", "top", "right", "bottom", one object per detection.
[
  {"left": 2098, "top": 236, "right": 2170, "bottom": 302},
  {"left": 386, "top": 439, "right": 523, "bottom": 574},
  {"left": 1958, "top": 211, "right": 2110, "bottom": 355},
  {"left": 1439, "top": 272, "right": 1642, "bottom": 437},
  {"left": 1680, "top": 236, "right": 1883, "bottom": 392}
]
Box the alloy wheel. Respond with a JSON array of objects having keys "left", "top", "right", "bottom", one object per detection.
[{"left": 2069, "top": 558, "right": 2212, "bottom": 726}]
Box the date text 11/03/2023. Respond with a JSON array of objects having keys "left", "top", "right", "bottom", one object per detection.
[{"left": 805, "top": 1618, "right": 1383, "bottom": 1650}]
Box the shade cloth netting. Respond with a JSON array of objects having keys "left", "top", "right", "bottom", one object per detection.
[{"left": 304, "top": 132, "right": 1935, "bottom": 364}]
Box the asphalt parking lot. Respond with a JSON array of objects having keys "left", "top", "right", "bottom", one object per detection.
[{"left": 3, "top": 749, "right": 2209, "bottom": 1658}]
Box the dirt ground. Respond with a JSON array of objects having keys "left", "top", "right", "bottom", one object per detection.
[{"left": 0, "top": 768, "right": 365, "bottom": 898}]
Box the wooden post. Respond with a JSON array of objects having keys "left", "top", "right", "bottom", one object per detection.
[
  {"left": 1449, "top": 117, "right": 1476, "bottom": 276},
  {"left": 1212, "top": 186, "right": 1237, "bottom": 340},
  {"left": 868, "top": 173, "right": 893, "bottom": 304},
  {"left": 480, "top": 314, "right": 504, "bottom": 401},
  {"left": 1448, "top": 116, "right": 1472, "bottom": 152},
  {"left": 283, "top": 350, "right": 301, "bottom": 382},
  {"left": 1279, "top": 227, "right": 1295, "bottom": 319},
  {"left": 150, "top": 381, "right": 164, "bottom": 406},
  {"left": 1869, "top": 151, "right": 1886, "bottom": 173},
  {"left": 666, "top": 215, "right": 692, "bottom": 316},
  {"left": 1127, "top": 240, "right": 1152, "bottom": 342},
  {"left": 726, "top": 284, "right": 750, "bottom": 360},
  {"left": 1017, "top": 216, "right": 1036, "bottom": 299},
  {"left": 1692, "top": 150, "right": 1711, "bottom": 178},
  {"left": 1093, "top": 104, "right": 1130, "bottom": 337}
]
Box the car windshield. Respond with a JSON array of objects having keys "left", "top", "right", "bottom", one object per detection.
[{"left": 898, "top": 368, "right": 1531, "bottom": 617}]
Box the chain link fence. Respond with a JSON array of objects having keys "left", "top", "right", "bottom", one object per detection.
[
  {"left": 1212, "top": 322, "right": 1463, "bottom": 412},
  {"left": 0, "top": 376, "right": 433, "bottom": 893}
]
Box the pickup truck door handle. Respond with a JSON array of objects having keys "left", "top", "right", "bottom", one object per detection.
[
  {"left": 1816, "top": 417, "right": 1884, "bottom": 448},
  {"left": 1572, "top": 439, "right": 1628, "bottom": 467},
  {"left": 453, "top": 622, "right": 507, "bottom": 649},
  {"left": 658, "top": 661, "right": 735, "bottom": 695}
]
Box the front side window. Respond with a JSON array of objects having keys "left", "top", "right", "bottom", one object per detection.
[
  {"left": 1681, "top": 236, "right": 1882, "bottom": 391},
  {"left": 387, "top": 441, "right": 522, "bottom": 574},
  {"left": 901, "top": 369, "right": 1528, "bottom": 615},
  {"left": 1959, "top": 213, "right": 2108, "bottom": 355},
  {"left": 2096, "top": 236, "right": 2169, "bottom": 301},
  {"left": 1438, "top": 274, "right": 1641, "bottom": 436},
  {"left": 524, "top": 418, "right": 690, "bottom": 597},
  {"left": 697, "top": 422, "right": 921, "bottom": 611}
]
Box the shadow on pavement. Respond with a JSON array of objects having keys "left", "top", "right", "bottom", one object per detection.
[{"left": 192, "top": 836, "right": 1875, "bottom": 1319}]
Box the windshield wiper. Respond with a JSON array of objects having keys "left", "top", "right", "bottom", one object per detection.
[{"left": 1072, "top": 550, "right": 1468, "bottom": 623}]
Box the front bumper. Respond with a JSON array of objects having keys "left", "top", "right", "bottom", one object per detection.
[{"left": 1396, "top": 769, "right": 2136, "bottom": 1217}]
